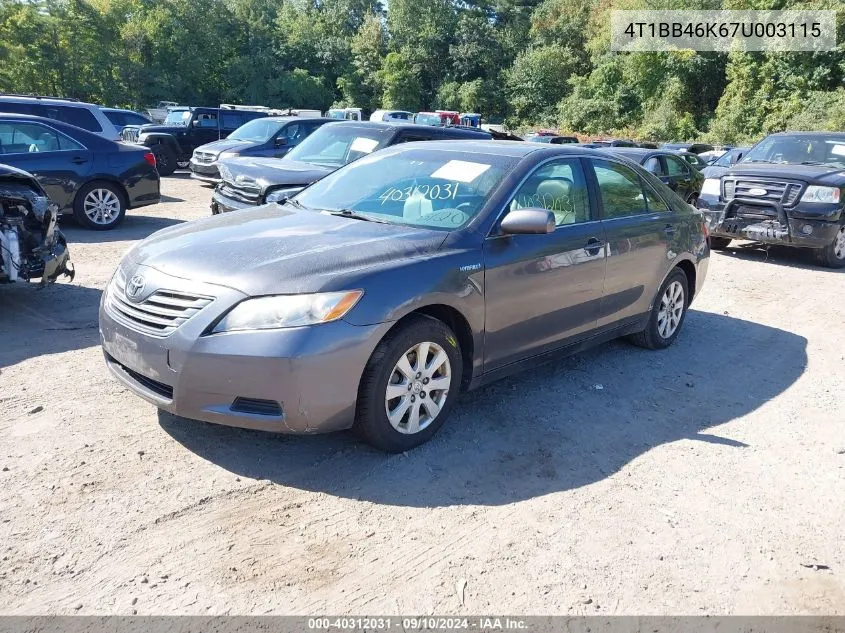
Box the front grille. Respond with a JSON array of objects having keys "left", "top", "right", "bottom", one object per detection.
[
  {"left": 193, "top": 150, "right": 217, "bottom": 164},
  {"left": 106, "top": 275, "right": 214, "bottom": 338},
  {"left": 218, "top": 182, "right": 261, "bottom": 205},
  {"left": 106, "top": 353, "right": 173, "bottom": 399},
  {"left": 723, "top": 177, "right": 804, "bottom": 207},
  {"left": 121, "top": 127, "right": 140, "bottom": 143}
]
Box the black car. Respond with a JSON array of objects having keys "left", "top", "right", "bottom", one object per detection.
[
  {"left": 189, "top": 116, "right": 332, "bottom": 185},
  {"left": 697, "top": 131, "right": 845, "bottom": 268},
  {"left": 0, "top": 113, "right": 160, "bottom": 230},
  {"left": 525, "top": 134, "right": 579, "bottom": 144},
  {"left": 674, "top": 151, "right": 708, "bottom": 171},
  {"left": 121, "top": 106, "right": 269, "bottom": 176},
  {"left": 100, "top": 108, "right": 152, "bottom": 134},
  {"left": 211, "top": 121, "right": 493, "bottom": 213},
  {"left": 0, "top": 163, "right": 73, "bottom": 284},
  {"left": 662, "top": 142, "right": 715, "bottom": 155},
  {"left": 609, "top": 148, "right": 704, "bottom": 204}
]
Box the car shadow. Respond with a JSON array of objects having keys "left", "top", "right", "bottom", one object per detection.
[
  {"left": 60, "top": 215, "right": 184, "bottom": 244},
  {"left": 0, "top": 281, "right": 102, "bottom": 367},
  {"left": 159, "top": 310, "right": 807, "bottom": 507},
  {"left": 160, "top": 195, "right": 185, "bottom": 203},
  {"left": 717, "top": 242, "right": 845, "bottom": 272}
]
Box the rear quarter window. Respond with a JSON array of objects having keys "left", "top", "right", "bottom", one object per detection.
[{"left": 36, "top": 105, "right": 103, "bottom": 133}]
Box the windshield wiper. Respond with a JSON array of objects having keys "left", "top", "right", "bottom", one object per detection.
[
  {"left": 327, "top": 209, "right": 392, "bottom": 224},
  {"left": 799, "top": 161, "right": 830, "bottom": 166},
  {"left": 744, "top": 159, "right": 774, "bottom": 163}
]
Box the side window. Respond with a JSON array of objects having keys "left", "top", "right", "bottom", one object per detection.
[
  {"left": 510, "top": 159, "right": 591, "bottom": 226},
  {"left": 396, "top": 133, "right": 430, "bottom": 144},
  {"left": 0, "top": 102, "right": 36, "bottom": 115},
  {"left": 665, "top": 155, "right": 689, "bottom": 177},
  {"left": 0, "top": 122, "right": 84, "bottom": 154},
  {"left": 643, "top": 182, "right": 670, "bottom": 213},
  {"left": 40, "top": 106, "right": 102, "bottom": 133},
  {"left": 283, "top": 123, "right": 302, "bottom": 143},
  {"left": 592, "top": 160, "right": 648, "bottom": 219},
  {"left": 220, "top": 113, "right": 241, "bottom": 129},
  {"left": 643, "top": 156, "right": 663, "bottom": 175},
  {"left": 196, "top": 112, "right": 219, "bottom": 128}
]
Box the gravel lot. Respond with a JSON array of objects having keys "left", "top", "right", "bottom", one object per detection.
[{"left": 1, "top": 174, "right": 843, "bottom": 615}]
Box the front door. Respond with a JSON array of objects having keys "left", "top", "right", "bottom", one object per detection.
[
  {"left": 0, "top": 120, "right": 93, "bottom": 210},
  {"left": 587, "top": 158, "right": 675, "bottom": 328},
  {"left": 483, "top": 157, "right": 607, "bottom": 371}
]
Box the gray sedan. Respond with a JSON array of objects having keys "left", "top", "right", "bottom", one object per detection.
[{"left": 99, "top": 142, "right": 709, "bottom": 452}]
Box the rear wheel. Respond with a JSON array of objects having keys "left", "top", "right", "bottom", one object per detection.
[
  {"left": 629, "top": 268, "right": 690, "bottom": 350},
  {"left": 153, "top": 146, "right": 177, "bottom": 176},
  {"left": 72, "top": 181, "right": 126, "bottom": 230},
  {"left": 356, "top": 316, "right": 463, "bottom": 453},
  {"left": 709, "top": 236, "right": 732, "bottom": 250},
  {"left": 814, "top": 224, "right": 845, "bottom": 269}
]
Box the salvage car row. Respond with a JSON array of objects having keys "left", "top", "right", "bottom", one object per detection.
[{"left": 2, "top": 94, "right": 844, "bottom": 453}]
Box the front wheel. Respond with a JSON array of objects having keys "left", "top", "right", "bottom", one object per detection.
[
  {"left": 629, "top": 268, "right": 690, "bottom": 350},
  {"left": 153, "top": 146, "right": 177, "bottom": 176},
  {"left": 814, "top": 224, "right": 845, "bottom": 269},
  {"left": 72, "top": 181, "right": 126, "bottom": 230},
  {"left": 356, "top": 316, "right": 463, "bottom": 453}
]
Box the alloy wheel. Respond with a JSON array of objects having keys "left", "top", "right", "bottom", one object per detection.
[
  {"left": 83, "top": 188, "right": 121, "bottom": 225},
  {"left": 385, "top": 341, "right": 451, "bottom": 435},
  {"left": 657, "top": 280, "right": 685, "bottom": 339}
]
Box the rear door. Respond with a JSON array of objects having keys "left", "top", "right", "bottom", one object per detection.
[
  {"left": 483, "top": 157, "right": 607, "bottom": 370},
  {"left": 587, "top": 158, "right": 675, "bottom": 328},
  {"left": 0, "top": 120, "right": 93, "bottom": 210}
]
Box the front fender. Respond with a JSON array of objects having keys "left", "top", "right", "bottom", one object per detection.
[{"left": 140, "top": 133, "right": 182, "bottom": 155}]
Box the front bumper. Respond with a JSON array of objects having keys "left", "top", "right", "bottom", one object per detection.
[
  {"left": 99, "top": 266, "right": 390, "bottom": 434},
  {"left": 211, "top": 189, "right": 257, "bottom": 214},
  {"left": 698, "top": 198, "right": 841, "bottom": 248},
  {"left": 189, "top": 160, "right": 221, "bottom": 184}
]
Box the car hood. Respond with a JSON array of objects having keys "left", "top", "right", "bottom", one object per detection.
[
  {"left": 218, "top": 156, "right": 335, "bottom": 193},
  {"left": 726, "top": 163, "right": 845, "bottom": 185},
  {"left": 123, "top": 204, "right": 446, "bottom": 296},
  {"left": 138, "top": 124, "right": 189, "bottom": 135},
  {"left": 196, "top": 139, "right": 255, "bottom": 156}
]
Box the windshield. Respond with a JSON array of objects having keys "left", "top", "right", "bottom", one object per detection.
[
  {"left": 414, "top": 113, "right": 441, "bottom": 126},
  {"left": 164, "top": 110, "right": 191, "bottom": 126},
  {"left": 285, "top": 124, "right": 393, "bottom": 167},
  {"left": 714, "top": 150, "right": 736, "bottom": 167},
  {"left": 294, "top": 148, "right": 516, "bottom": 230},
  {"left": 230, "top": 118, "right": 285, "bottom": 142},
  {"left": 743, "top": 135, "right": 845, "bottom": 168}
]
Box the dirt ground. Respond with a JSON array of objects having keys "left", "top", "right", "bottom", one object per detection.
[{"left": 1, "top": 173, "right": 843, "bottom": 615}]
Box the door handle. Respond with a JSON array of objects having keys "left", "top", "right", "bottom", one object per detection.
[
  {"left": 584, "top": 237, "right": 605, "bottom": 255},
  {"left": 664, "top": 224, "right": 676, "bottom": 236},
  {"left": 71, "top": 156, "right": 88, "bottom": 165}
]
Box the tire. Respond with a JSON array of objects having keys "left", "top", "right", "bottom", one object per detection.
[
  {"left": 72, "top": 181, "right": 127, "bottom": 230},
  {"left": 153, "top": 146, "right": 177, "bottom": 176},
  {"left": 629, "top": 268, "right": 690, "bottom": 350},
  {"left": 814, "top": 223, "right": 845, "bottom": 269},
  {"left": 709, "top": 236, "right": 732, "bottom": 251},
  {"left": 355, "top": 316, "right": 463, "bottom": 453}
]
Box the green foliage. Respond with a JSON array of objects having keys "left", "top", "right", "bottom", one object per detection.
[{"left": 0, "top": 0, "right": 843, "bottom": 142}]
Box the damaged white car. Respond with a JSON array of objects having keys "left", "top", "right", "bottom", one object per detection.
[{"left": 0, "top": 164, "right": 73, "bottom": 284}]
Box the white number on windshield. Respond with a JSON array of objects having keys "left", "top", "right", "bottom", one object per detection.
[{"left": 378, "top": 183, "right": 459, "bottom": 205}]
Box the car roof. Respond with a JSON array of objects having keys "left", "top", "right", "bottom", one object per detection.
[
  {"left": 325, "top": 120, "right": 490, "bottom": 136},
  {"left": 607, "top": 147, "right": 656, "bottom": 158},
  {"left": 770, "top": 131, "right": 845, "bottom": 139},
  {"left": 100, "top": 107, "right": 144, "bottom": 114},
  {"left": 262, "top": 116, "right": 333, "bottom": 123},
  {"left": 0, "top": 95, "right": 96, "bottom": 107},
  {"left": 394, "top": 139, "right": 574, "bottom": 158}
]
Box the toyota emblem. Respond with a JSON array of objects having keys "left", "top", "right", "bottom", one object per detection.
[{"left": 125, "top": 275, "right": 146, "bottom": 301}]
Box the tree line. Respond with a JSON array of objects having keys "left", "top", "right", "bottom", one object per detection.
[{"left": 0, "top": 0, "right": 843, "bottom": 144}]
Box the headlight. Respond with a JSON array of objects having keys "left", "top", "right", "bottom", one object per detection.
[
  {"left": 800, "top": 185, "right": 841, "bottom": 204},
  {"left": 219, "top": 151, "right": 240, "bottom": 159},
  {"left": 701, "top": 178, "right": 721, "bottom": 197},
  {"left": 211, "top": 291, "right": 363, "bottom": 333},
  {"left": 265, "top": 187, "right": 304, "bottom": 203}
]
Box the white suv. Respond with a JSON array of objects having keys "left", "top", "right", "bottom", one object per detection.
[{"left": 0, "top": 95, "right": 121, "bottom": 140}]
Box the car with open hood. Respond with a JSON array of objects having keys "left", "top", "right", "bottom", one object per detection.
[
  {"left": 0, "top": 163, "right": 73, "bottom": 284},
  {"left": 697, "top": 132, "right": 845, "bottom": 268},
  {"left": 210, "top": 121, "right": 492, "bottom": 213},
  {"left": 100, "top": 141, "right": 708, "bottom": 452}
]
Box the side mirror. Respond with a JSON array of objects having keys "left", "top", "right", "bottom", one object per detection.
[
  {"left": 274, "top": 137, "right": 288, "bottom": 148},
  {"left": 500, "top": 209, "right": 555, "bottom": 235}
]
